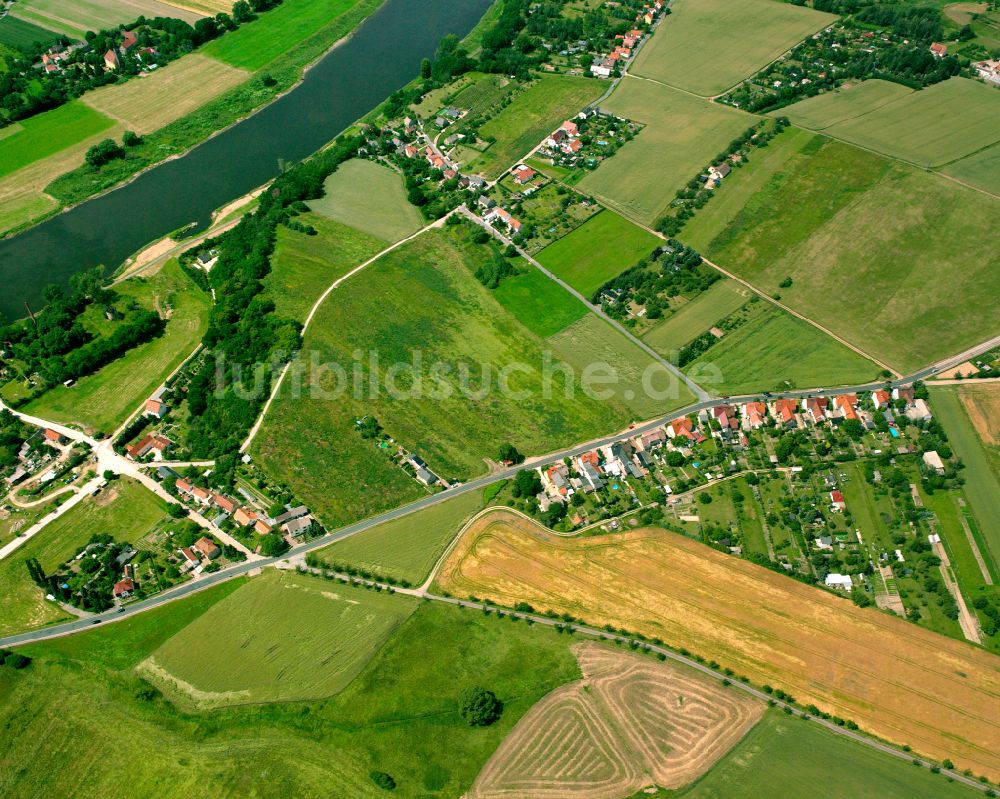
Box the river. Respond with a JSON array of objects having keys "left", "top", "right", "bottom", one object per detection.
[{"left": 0, "top": 0, "right": 493, "bottom": 320}]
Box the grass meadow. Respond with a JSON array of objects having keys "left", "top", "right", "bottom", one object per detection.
[
  {"left": 81, "top": 54, "right": 250, "bottom": 135},
  {"left": 491, "top": 265, "right": 588, "bottom": 338},
  {"left": 4, "top": 582, "right": 580, "bottom": 798},
  {"left": 0, "top": 479, "right": 169, "bottom": 637},
  {"left": 144, "top": 570, "right": 418, "bottom": 708},
  {"left": 547, "top": 314, "right": 697, "bottom": 420},
  {"left": 943, "top": 141, "right": 1000, "bottom": 197},
  {"left": 263, "top": 213, "right": 388, "bottom": 321},
  {"left": 778, "top": 79, "right": 914, "bottom": 130},
  {"left": 807, "top": 78, "right": 1000, "bottom": 168},
  {"left": 0, "top": 101, "right": 114, "bottom": 179},
  {"left": 24, "top": 260, "right": 210, "bottom": 434},
  {"left": 10, "top": 0, "right": 203, "bottom": 39},
  {"left": 253, "top": 227, "right": 645, "bottom": 529},
  {"left": 316, "top": 490, "right": 484, "bottom": 585},
  {"left": 675, "top": 709, "right": 982, "bottom": 799},
  {"left": 641, "top": 279, "right": 749, "bottom": 354},
  {"left": 0, "top": 14, "right": 58, "bottom": 49},
  {"left": 534, "top": 210, "right": 660, "bottom": 297},
  {"left": 684, "top": 130, "right": 1000, "bottom": 373},
  {"left": 686, "top": 303, "right": 879, "bottom": 394},
  {"left": 202, "top": 0, "right": 361, "bottom": 70},
  {"left": 631, "top": 0, "right": 836, "bottom": 96},
  {"left": 577, "top": 78, "right": 751, "bottom": 225},
  {"left": 467, "top": 76, "right": 604, "bottom": 178},
  {"left": 308, "top": 159, "right": 424, "bottom": 243},
  {"left": 930, "top": 387, "right": 1000, "bottom": 570}
]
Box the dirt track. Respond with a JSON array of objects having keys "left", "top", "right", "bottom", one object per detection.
[
  {"left": 438, "top": 510, "right": 1000, "bottom": 781},
  {"left": 467, "top": 642, "right": 762, "bottom": 798}
]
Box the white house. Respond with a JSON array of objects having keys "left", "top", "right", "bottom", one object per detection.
[{"left": 825, "top": 573, "right": 853, "bottom": 591}]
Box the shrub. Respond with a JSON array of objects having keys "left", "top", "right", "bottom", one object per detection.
[
  {"left": 459, "top": 686, "right": 503, "bottom": 727},
  {"left": 369, "top": 771, "right": 396, "bottom": 791}
]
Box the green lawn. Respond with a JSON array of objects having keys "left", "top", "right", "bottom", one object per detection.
[
  {"left": 577, "top": 77, "right": 752, "bottom": 225},
  {"left": 0, "top": 479, "right": 170, "bottom": 637},
  {"left": 675, "top": 709, "right": 982, "bottom": 799},
  {"left": 930, "top": 387, "right": 1000, "bottom": 570},
  {"left": 0, "top": 101, "right": 114, "bottom": 178},
  {"left": 309, "top": 159, "right": 424, "bottom": 243},
  {"left": 203, "top": 0, "right": 370, "bottom": 70},
  {"left": 4, "top": 585, "right": 580, "bottom": 798},
  {"left": 316, "top": 490, "right": 483, "bottom": 585},
  {"left": 468, "top": 75, "right": 604, "bottom": 178},
  {"left": 686, "top": 304, "right": 879, "bottom": 394},
  {"left": 547, "top": 314, "right": 697, "bottom": 420},
  {"left": 942, "top": 141, "right": 1000, "bottom": 198},
  {"left": 263, "top": 213, "right": 388, "bottom": 321},
  {"left": 778, "top": 79, "right": 915, "bottom": 130},
  {"left": 535, "top": 210, "right": 660, "bottom": 297},
  {"left": 685, "top": 131, "right": 1000, "bottom": 373},
  {"left": 23, "top": 260, "right": 210, "bottom": 434},
  {"left": 812, "top": 78, "right": 1000, "bottom": 168},
  {"left": 491, "top": 265, "right": 588, "bottom": 338},
  {"left": 144, "top": 570, "right": 418, "bottom": 708},
  {"left": 642, "top": 279, "right": 749, "bottom": 355},
  {"left": 0, "top": 14, "right": 58, "bottom": 50},
  {"left": 253, "top": 227, "right": 644, "bottom": 529},
  {"left": 631, "top": 0, "right": 836, "bottom": 96}
]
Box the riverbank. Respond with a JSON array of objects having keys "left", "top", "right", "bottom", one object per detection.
[{"left": 0, "top": 0, "right": 385, "bottom": 241}]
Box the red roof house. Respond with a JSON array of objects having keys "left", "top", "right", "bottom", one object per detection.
[{"left": 113, "top": 578, "right": 135, "bottom": 599}]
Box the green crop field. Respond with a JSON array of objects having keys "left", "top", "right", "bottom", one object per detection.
[
  {"left": 4, "top": 583, "right": 579, "bottom": 797},
  {"left": 203, "top": 0, "right": 363, "bottom": 70},
  {"left": 686, "top": 303, "right": 879, "bottom": 394},
  {"left": 9, "top": 0, "right": 203, "bottom": 40},
  {"left": 468, "top": 76, "right": 604, "bottom": 178},
  {"left": 684, "top": 130, "right": 1000, "bottom": 373},
  {"left": 808, "top": 78, "right": 1000, "bottom": 168},
  {"left": 577, "top": 78, "right": 752, "bottom": 225},
  {"left": 316, "top": 490, "right": 484, "bottom": 585},
  {"left": 547, "top": 313, "right": 696, "bottom": 420},
  {"left": 0, "top": 101, "right": 114, "bottom": 179},
  {"left": 631, "top": 0, "right": 836, "bottom": 97},
  {"left": 942, "top": 141, "right": 1000, "bottom": 198},
  {"left": 23, "top": 260, "right": 210, "bottom": 433},
  {"left": 675, "top": 709, "right": 982, "bottom": 799},
  {"left": 263, "top": 213, "right": 387, "bottom": 321},
  {"left": 0, "top": 14, "right": 58, "bottom": 50},
  {"left": 253, "top": 227, "right": 646, "bottom": 529},
  {"left": 0, "top": 479, "right": 169, "bottom": 637},
  {"left": 143, "top": 570, "right": 418, "bottom": 708},
  {"left": 535, "top": 210, "right": 660, "bottom": 297},
  {"left": 491, "top": 265, "right": 588, "bottom": 338},
  {"left": 309, "top": 159, "right": 424, "bottom": 243},
  {"left": 779, "top": 79, "right": 915, "bottom": 131},
  {"left": 930, "top": 388, "right": 1000, "bottom": 568},
  {"left": 642, "top": 279, "right": 749, "bottom": 355}
]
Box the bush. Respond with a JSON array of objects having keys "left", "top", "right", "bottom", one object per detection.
[
  {"left": 369, "top": 771, "right": 396, "bottom": 791},
  {"left": 459, "top": 686, "right": 503, "bottom": 726},
  {"left": 86, "top": 139, "right": 125, "bottom": 168}
]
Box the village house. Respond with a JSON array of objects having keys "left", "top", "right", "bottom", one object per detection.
[
  {"left": 830, "top": 490, "right": 847, "bottom": 511},
  {"left": 43, "top": 428, "right": 67, "bottom": 446},
  {"left": 190, "top": 486, "right": 212, "bottom": 505},
  {"left": 634, "top": 428, "right": 666, "bottom": 452},
  {"left": 541, "top": 463, "right": 569, "bottom": 499},
  {"left": 274, "top": 505, "right": 310, "bottom": 525},
  {"left": 511, "top": 164, "right": 536, "bottom": 185},
  {"left": 771, "top": 399, "right": 799, "bottom": 428},
  {"left": 574, "top": 452, "right": 604, "bottom": 492},
  {"left": 193, "top": 537, "right": 221, "bottom": 560},
  {"left": 825, "top": 573, "right": 853, "bottom": 591},
  {"left": 560, "top": 119, "right": 579, "bottom": 137},
  {"left": 892, "top": 386, "right": 914, "bottom": 405},
  {"left": 145, "top": 398, "right": 168, "bottom": 418},
  {"left": 233, "top": 507, "right": 258, "bottom": 527},
  {"left": 126, "top": 434, "right": 170, "bottom": 460},
  {"left": 833, "top": 394, "right": 858, "bottom": 421},
  {"left": 282, "top": 516, "right": 314, "bottom": 537},
  {"left": 742, "top": 401, "right": 767, "bottom": 430},
  {"left": 906, "top": 398, "right": 933, "bottom": 422},
  {"left": 974, "top": 59, "right": 1000, "bottom": 85},
  {"left": 178, "top": 547, "right": 200, "bottom": 571},
  {"left": 929, "top": 42, "right": 948, "bottom": 57},
  {"left": 923, "top": 450, "right": 946, "bottom": 475},
  {"left": 113, "top": 577, "right": 135, "bottom": 599},
  {"left": 212, "top": 493, "right": 238, "bottom": 514},
  {"left": 667, "top": 416, "right": 696, "bottom": 441},
  {"left": 546, "top": 128, "right": 567, "bottom": 148},
  {"left": 802, "top": 396, "right": 828, "bottom": 425},
  {"left": 254, "top": 519, "right": 273, "bottom": 535},
  {"left": 870, "top": 390, "right": 891, "bottom": 409}
]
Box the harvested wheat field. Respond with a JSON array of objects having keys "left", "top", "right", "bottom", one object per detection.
[
  {"left": 437, "top": 510, "right": 1000, "bottom": 779},
  {"left": 958, "top": 384, "right": 1000, "bottom": 446},
  {"left": 82, "top": 54, "right": 249, "bottom": 134},
  {"left": 468, "top": 642, "right": 762, "bottom": 799}
]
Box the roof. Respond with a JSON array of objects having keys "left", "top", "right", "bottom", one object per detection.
[
  {"left": 113, "top": 578, "right": 135, "bottom": 596},
  {"left": 831, "top": 490, "right": 846, "bottom": 504},
  {"left": 180, "top": 547, "right": 199, "bottom": 562},
  {"left": 193, "top": 537, "right": 220, "bottom": 557},
  {"left": 43, "top": 428, "right": 63, "bottom": 441},
  {"left": 233, "top": 507, "right": 257, "bottom": 526},
  {"left": 254, "top": 519, "right": 273, "bottom": 535},
  {"left": 213, "top": 493, "right": 237, "bottom": 513},
  {"left": 176, "top": 478, "right": 192, "bottom": 493}
]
